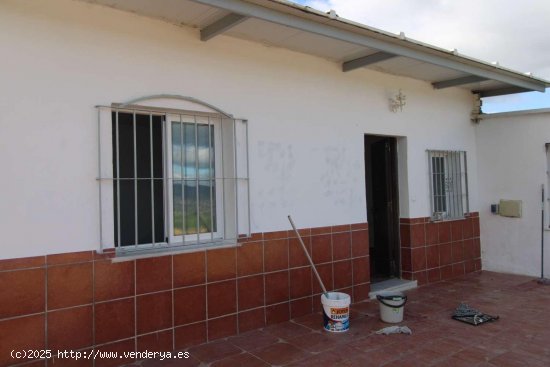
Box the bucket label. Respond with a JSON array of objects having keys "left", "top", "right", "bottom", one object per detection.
[
  {"left": 323, "top": 306, "right": 350, "bottom": 332},
  {"left": 330, "top": 307, "right": 348, "bottom": 320}
]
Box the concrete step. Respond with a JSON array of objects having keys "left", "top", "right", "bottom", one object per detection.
[{"left": 368, "top": 278, "right": 417, "bottom": 299}]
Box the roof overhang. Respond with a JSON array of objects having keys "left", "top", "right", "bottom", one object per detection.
[{"left": 82, "top": 0, "right": 550, "bottom": 96}]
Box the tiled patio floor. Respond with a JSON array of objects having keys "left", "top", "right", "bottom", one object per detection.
[{"left": 129, "top": 271, "right": 550, "bottom": 366}]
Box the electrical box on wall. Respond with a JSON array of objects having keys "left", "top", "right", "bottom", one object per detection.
[{"left": 499, "top": 200, "right": 522, "bottom": 218}]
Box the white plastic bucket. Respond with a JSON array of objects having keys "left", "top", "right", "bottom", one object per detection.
[
  {"left": 321, "top": 292, "right": 351, "bottom": 332},
  {"left": 376, "top": 291, "right": 407, "bottom": 323}
]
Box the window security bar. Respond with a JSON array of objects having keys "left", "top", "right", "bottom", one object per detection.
[
  {"left": 96, "top": 105, "right": 250, "bottom": 253},
  {"left": 427, "top": 150, "right": 469, "bottom": 221}
]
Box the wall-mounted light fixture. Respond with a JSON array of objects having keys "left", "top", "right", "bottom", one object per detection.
[{"left": 389, "top": 89, "right": 406, "bottom": 112}]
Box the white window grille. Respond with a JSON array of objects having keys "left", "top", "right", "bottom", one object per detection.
[
  {"left": 96, "top": 96, "right": 250, "bottom": 253},
  {"left": 427, "top": 150, "right": 469, "bottom": 221}
]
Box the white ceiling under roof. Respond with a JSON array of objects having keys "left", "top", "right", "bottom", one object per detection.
[{"left": 82, "top": 0, "right": 549, "bottom": 97}]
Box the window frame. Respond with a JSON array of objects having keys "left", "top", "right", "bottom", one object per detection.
[
  {"left": 427, "top": 150, "right": 469, "bottom": 221},
  {"left": 97, "top": 98, "right": 250, "bottom": 255},
  {"left": 165, "top": 113, "right": 225, "bottom": 244}
]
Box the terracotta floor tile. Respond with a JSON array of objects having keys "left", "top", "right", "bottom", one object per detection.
[
  {"left": 344, "top": 346, "right": 401, "bottom": 367},
  {"left": 291, "top": 313, "right": 323, "bottom": 330},
  {"left": 422, "top": 339, "right": 463, "bottom": 356},
  {"left": 141, "top": 355, "right": 201, "bottom": 367},
  {"left": 350, "top": 301, "right": 379, "bottom": 316},
  {"left": 287, "top": 331, "right": 336, "bottom": 353},
  {"left": 453, "top": 346, "right": 494, "bottom": 364},
  {"left": 349, "top": 334, "right": 390, "bottom": 352},
  {"left": 285, "top": 349, "right": 347, "bottom": 367},
  {"left": 411, "top": 346, "right": 451, "bottom": 365},
  {"left": 264, "top": 321, "right": 312, "bottom": 340},
  {"left": 489, "top": 351, "right": 547, "bottom": 367},
  {"left": 430, "top": 356, "right": 473, "bottom": 367},
  {"left": 250, "top": 342, "right": 309, "bottom": 366},
  {"left": 128, "top": 271, "right": 550, "bottom": 367},
  {"left": 210, "top": 352, "right": 269, "bottom": 367},
  {"left": 188, "top": 340, "right": 242, "bottom": 363},
  {"left": 228, "top": 330, "right": 280, "bottom": 352}
]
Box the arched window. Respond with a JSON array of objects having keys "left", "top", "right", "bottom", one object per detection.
[{"left": 96, "top": 95, "right": 250, "bottom": 254}]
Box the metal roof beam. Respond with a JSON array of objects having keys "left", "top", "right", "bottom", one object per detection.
[
  {"left": 200, "top": 13, "right": 248, "bottom": 41},
  {"left": 189, "top": 0, "right": 546, "bottom": 92},
  {"left": 343, "top": 52, "right": 397, "bottom": 72},
  {"left": 433, "top": 75, "right": 489, "bottom": 89},
  {"left": 476, "top": 87, "right": 532, "bottom": 98}
]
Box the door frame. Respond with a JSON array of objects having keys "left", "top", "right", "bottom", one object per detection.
[{"left": 364, "top": 134, "right": 401, "bottom": 280}]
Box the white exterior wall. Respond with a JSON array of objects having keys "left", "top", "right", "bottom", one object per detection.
[
  {"left": 476, "top": 111, "right": 550, "bottom": 276},
  {"left": 0, "top": 0, "right": 479, "bottom": 259}
]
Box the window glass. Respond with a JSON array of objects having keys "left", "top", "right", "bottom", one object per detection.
[{"left": 171, "top": 121, "right": 216, "bottom": 236}]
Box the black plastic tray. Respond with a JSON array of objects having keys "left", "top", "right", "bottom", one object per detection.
[{"left": 452, "top": 314, "right": 499, "bottom": 326}]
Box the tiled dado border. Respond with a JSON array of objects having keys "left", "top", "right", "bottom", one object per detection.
[
  {"left": 400, "top": 212, "right": 481, "bottom": 285},
  {"left": 0, "top": 223, "right": 369, "bottom": 367}
]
